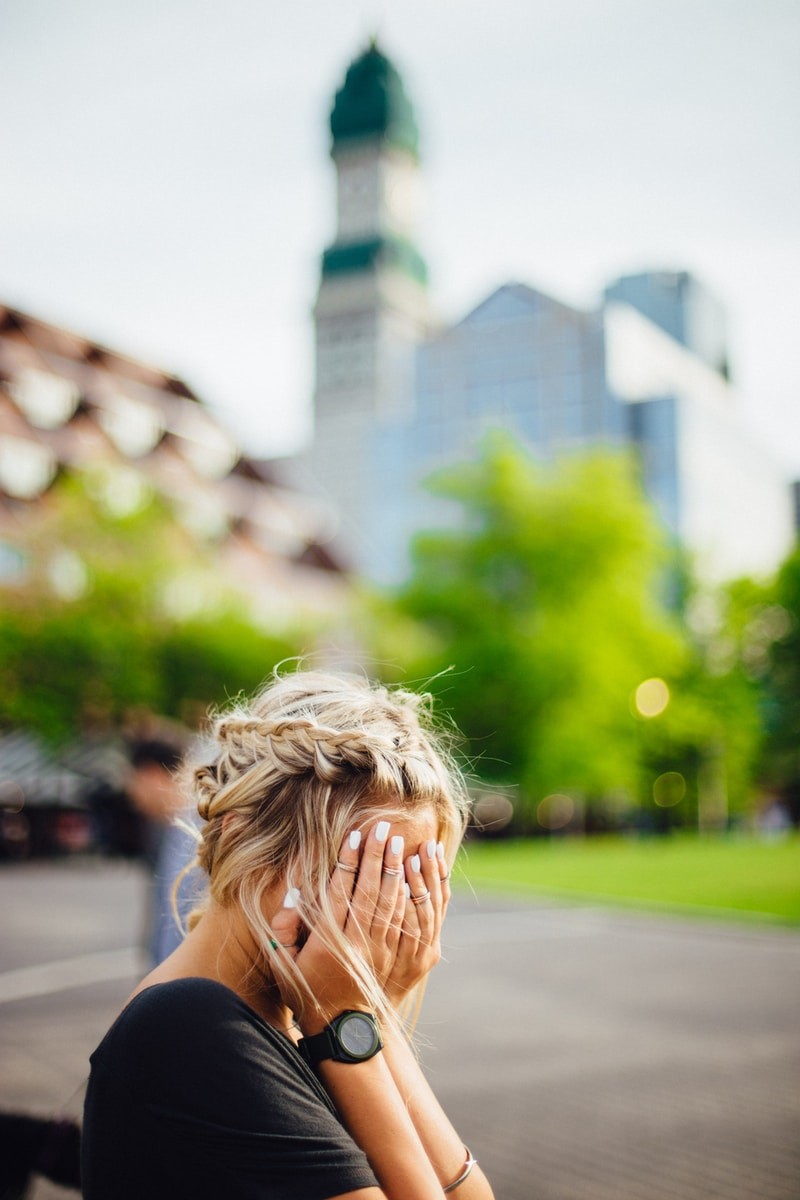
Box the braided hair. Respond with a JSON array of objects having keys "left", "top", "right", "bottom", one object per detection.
[{"left": 182, "top": 670, "right": 469, "bottom": 1029}]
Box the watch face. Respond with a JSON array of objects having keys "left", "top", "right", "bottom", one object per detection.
[{"left": 338, "top": 1013, "right": 379, "bottom": 1059}]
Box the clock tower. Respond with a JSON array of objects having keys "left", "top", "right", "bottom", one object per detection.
[{"left": 310, "top": 41, "right": 433, "bottom": 572}]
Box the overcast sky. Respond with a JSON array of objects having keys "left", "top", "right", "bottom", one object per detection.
[{"left": 2, "top": 0, "right": 799, "bottom": 474}]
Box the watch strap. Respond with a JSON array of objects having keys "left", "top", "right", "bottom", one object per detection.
[{"left": 298, "top": 1026, "right": 337, "bottom": 1066}]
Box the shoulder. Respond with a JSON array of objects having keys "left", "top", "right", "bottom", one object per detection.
[
  {"left": 118, "top": 977, "right": 250, "bottom": 1029},
  {"left": 92, "top": 978, "right": 292, "bottom": 1102},
  {"left": 89, "top": 978, "right": 363, "bottom": 1153},
  {"left": 110, "top": 978, "right": 253, "bottom": 1047}
]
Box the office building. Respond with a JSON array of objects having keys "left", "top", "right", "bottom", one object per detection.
[{"left": 308, "top": 43, "right": 796, "bottom": 584}]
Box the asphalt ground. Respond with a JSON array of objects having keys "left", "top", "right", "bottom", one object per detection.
[{"left": 1, "top": 859, "right": 798, "bottom": 1200}]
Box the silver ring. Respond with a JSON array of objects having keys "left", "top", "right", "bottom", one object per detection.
[
  {"left": 382, "top": 866, "right": 403, "bottom": 877},
  {"left": 336, "top": 861, "right": 358, "bottom": 874},
  {"left": 411, "top": 889, "right": 431, "bottom": 905}
]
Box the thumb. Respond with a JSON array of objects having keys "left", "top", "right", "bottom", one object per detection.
[{"left": 270, "top": 890, "right": 303, "bottom": 960}]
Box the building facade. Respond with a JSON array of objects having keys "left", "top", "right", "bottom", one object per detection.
[
  {"left": 0, "top": 304, "right": 344, "bottom": 625},
  {"left": 307, "top": 45, "right": 796, "bottom": 585}
]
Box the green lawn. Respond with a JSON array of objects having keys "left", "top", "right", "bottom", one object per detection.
[{"left": 454, "top": 833, "right": 800, "bottom": 924}]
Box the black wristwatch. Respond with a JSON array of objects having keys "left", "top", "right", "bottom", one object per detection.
[{"left": 298, "top": 1010, "right": 383, "bottom": 1066}]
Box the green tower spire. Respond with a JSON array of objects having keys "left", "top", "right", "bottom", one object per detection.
[{"left": 330, "top": 40, "right": 420, "bottom": 159}]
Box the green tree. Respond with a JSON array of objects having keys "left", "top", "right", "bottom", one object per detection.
[
  {"left": 381, "top": 436, "right": 688, "bottom": 827},
  {"left": 610, "top": 560, "right": 767, "bottom": 830},
  {"left": 373, "top": 436, "right": 778, "bottom": 832},
  {"left": 0, "top": 473, "right": 310, "bottom": 741},
  {"left": 764, "top": 545, "right": 800, "bottom": 806}
]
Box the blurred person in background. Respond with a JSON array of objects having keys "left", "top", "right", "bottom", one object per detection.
[
  {"left": 82, "top": 670, "right": 493, "bottom": 1200},
  {"left": 126, "top": 733, "right": 199, "bottom": 966}
]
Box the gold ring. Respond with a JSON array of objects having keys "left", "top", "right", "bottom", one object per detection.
[
  {"left": 336, "top": 861, "right": 358, "bottom": 874},
  {"left": 411, "top": 890, "right": 431, "bottom": 905}
]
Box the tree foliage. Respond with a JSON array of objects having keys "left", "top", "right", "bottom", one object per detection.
[
  {"left": 0, "top": 475, "right": 312, "bottom": 741},
  {"left": 374, "top": 436, "right": 773, "bottom": 829},
  {"left": 763, "top": 546, "right": 800, "bottom": 803}
]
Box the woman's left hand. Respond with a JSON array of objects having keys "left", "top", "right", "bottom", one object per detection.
[{"left": 384, "top": 839, "right": 450, "bottom": 1008}]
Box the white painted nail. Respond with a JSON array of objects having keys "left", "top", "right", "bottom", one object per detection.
[
  {"left": 410, "top": 854, "right": 421, "bottom": 873},
  {"left": 404, "top": 882, "right": 411, "bottom": 898},
  {"left": 391, "top": 835, "right": 404, "bottom": 855},
  {"left": 283, "top": 887, "right": 301, "bottom": 909},
  {"left": 375, "top": 820, "right": 391, "bottom": 843},
  {"left": 436, "top": 842, "right": 445, "bottom": 861},
  {"left": 426, "top": 839, "right": 437, "bottom": 859},
  {"left": 349, "top": 830, "right": 362, "bottom": 851}
]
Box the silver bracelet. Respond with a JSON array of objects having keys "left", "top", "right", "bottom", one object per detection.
[{"left": 444, "top": 1145, "right": 477, "bottom": 1193}]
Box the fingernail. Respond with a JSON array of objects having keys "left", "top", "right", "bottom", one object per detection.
[
  {"left": 410, "top": 854, "right": 421, "bottom": 873},
  {"left": 391, "top": 835, "right": 404, "bottom": 855},
  {"left": 426, "top": 839, "right": 437, "bottom": 859},
  {"left": 436, "top": 842, "right": 445, "bottom": 861},
  {"left": 349, "top": 830, "right": 362, "bottom": 851},
  {"left": 283, "top": 887, "right": 301, "bottom": 909},
  {"left": 404, "top": 882, "right": 411, "bottom": 898},
  {"left": 375, "top": 820, "right": 391, "bottom": 843}
]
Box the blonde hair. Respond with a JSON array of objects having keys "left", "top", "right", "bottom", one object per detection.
[{"left": 184, "top": 669, "right": 469, "bottom": 1032}]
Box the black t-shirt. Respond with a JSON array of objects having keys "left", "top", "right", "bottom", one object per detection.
[{"left": 82, "top": 977, "right": 378, "bottom": 1200}]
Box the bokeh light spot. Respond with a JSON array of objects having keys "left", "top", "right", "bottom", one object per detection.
[
  {"left": 634, "top": 677, "right": 670, "bottom": 718},
  {"left": 537, "top": 793, "right": 575, "bottom": 831},
  {"left": 652, "top": 771, "right": 686, "bottom": 807},
  {"left": 471, "top": 792, "right": 515, "bottom": 833}
]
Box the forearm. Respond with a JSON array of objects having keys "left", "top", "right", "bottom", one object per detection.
[
  {"left": 317, "top": 1052, "right": 443, "bottom": 1199},
  {"left": 381, "top": 1026, "right": 494, "bottom": 1199}
]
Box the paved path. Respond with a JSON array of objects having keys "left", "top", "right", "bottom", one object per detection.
[{"left": 1, "top": 861, "right": 798, "bottom": 1199}]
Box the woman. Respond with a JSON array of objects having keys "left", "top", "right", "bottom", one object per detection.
[{"left": 82, "top": 670, "right": 494, "bottom": 1200}]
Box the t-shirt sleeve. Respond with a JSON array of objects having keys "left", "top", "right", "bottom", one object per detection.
[{"left": 97, "top": 979, "right": 378, "bottom": 1200}]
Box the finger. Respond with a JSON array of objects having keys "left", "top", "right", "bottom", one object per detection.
[
  {"left": 372, "top": 833, "right": 405, "bottom": 933},
  {"left": 379, "top": 840, "right": 407, "bottom": 969},
  {"left": 405, "top": 850, "right": 435, "bottom": 942},
  {"left": 391, "top": 882, "right": 419, "bottom": 992},
  {"left": 269, "top": 903, "right": 303, "bottom": 960},
  {"left": 399, "top": 880, "right": 422, "bottom": 944},
  {"left": 417, "top": 838, "right": 446, "bottom": 944},
  {"left": 347, "top": 819, "right": 392, "bottom": 934},
  {"left": 328, "top": 828, "right": 363, "bottom": 927},
  {"left": 388, "top": 870, "right": 406, "bottom": 946},
  {"left": 436, "top": 841, "right": 451, "bottom": 908},
  {"left": 419, "top": 838, "right": 442, "bottom": 913}
]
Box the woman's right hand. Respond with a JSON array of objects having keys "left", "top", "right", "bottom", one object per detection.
[
  {"left": 384, "top": 837, "right": 450, "bottom": 1008},
  {"left": 271, "top": 821, "right": 407, "bottom": 1032}
]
